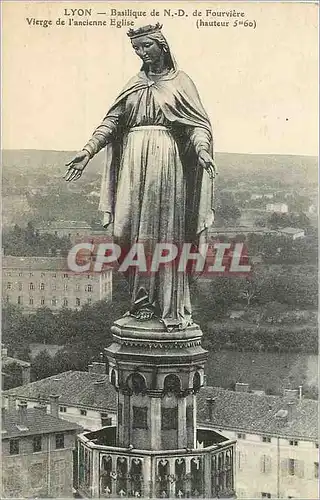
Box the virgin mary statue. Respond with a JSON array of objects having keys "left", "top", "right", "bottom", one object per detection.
[{"left": 65, "top": 23, "right": 216, "bottom": 330}]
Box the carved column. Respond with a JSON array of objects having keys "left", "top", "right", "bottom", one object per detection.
[
  {"left": 150, "top": 397, "right": 162, "bottom": 450},
  {"left": 178, "top": 397, "right": 187, "bottom": 448}
]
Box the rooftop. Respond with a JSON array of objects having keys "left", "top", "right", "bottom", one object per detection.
[
  {"left": 198, "top": 386, "right": 318, "bottom": 441},
  {"left": 2, "top": 407, "right": 82, "bottom": 439},
  {"left": 2, "top": 356, "right": 30, "bottom": 368},
  {"left": 277, "top": 227, "right": 304, "bottom": 235},
  {"left": 4, "top": 371, "right": 317, "bottom": 440},
  {"left": 3, "top": 256, "right": 68, "bottom": 271},
  {"left": 36, "top": 220, "right": 91, "bottom": 230},
  {"left": 4, "top": 370, "right": 117, "bottom": 411}
]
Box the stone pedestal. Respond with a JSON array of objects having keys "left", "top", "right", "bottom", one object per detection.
[{"left": 105, "top": 317, "right": 207, "bottom": 451}]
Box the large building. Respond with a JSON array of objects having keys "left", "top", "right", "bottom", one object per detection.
[
  {"left": 266, "top": 203, "right": 289, "bottom": 214},
  {"left": 198, "top": 385, "right": 319, "bottom": 499},
  {"left": 3, "top": 366, "right": 117, "bottom": 432},
  {"left": 2, "top": 256, "right": 112, "bottom": 312},
  {"left": 35, "top": 219, "right": 92, "bottom": 243},
  {"left": 2, "top": 401, "right": 82, "bottom": 498},
  {"left": 277, "top": 227, "right": 305, "bottom": 240}
]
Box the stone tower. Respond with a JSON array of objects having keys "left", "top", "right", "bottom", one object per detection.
[{"left": 76, "top": 317, "right": 235, "bottom": 498}]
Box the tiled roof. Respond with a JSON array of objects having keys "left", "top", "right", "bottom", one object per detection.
[
  {"left": 3, "top": 371, "right": 117, "bottom": 411},
  {"left": 2, "top": 356, "right": 31, "bottom": 368},
  {"left": 2, "top": 408, "right": 82, "bottom": 439},
  {"left": 197, "top": 386, "right": 318, "bottom": 441},
  {"left": 3, "top": 256, "right": 68, "bottom": 271},
  {"left": 278, "top": 227, "right": 304, "bottom": 234},
  {"left": 4, "top": 372, "right": 317, "bottom": 440},
  {"left": 36, "top": 220, "right": 91, "bottom": 230}
]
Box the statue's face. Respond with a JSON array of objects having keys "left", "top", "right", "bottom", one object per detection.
[{"left": 131, "top": 36, "right": 162, "bottom": 65}]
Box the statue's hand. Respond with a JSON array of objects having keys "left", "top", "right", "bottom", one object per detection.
[
  {"left": 63, "top": 150, "right": 91, "bottom": 181},
  {"left": 198, "top": 150, "right": 217, "bottom": 180}
]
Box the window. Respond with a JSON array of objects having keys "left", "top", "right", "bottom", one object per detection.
[
  {"left": 55, "top": 434, "right": 64, "bottom": 449},
  {"left": 261, "top": 494, "right": 271, "bottom": 499},
  {"left": 40, "top": 283, "right": 45, "bottom": 290},
  {"left": 85, "top": 284, "right": 93, "bottom": 292},
  {"left": 76, "top": 298, "right": 81, "bottom": 307},
  {"left": 238, "top": 451, "right": 246, "bottom": 470},
  {"left": 161, "top": 407, "right": 178, "bottom": 430},
  {"left": 29, "top": 272, "right": 34, "bottom": 277},
  {"left": 260, "top": 454, "right": 272, "bottom": 474},
  {"left": 7, "top": 282, "right": 12, "bottom": 290},
  {"left": 262, "top": 436, "right": 271, "bottom": 443},
  {"left": 17, "top": 296, "right": 22, "bottom": 305},
  {"left": 237, "top": 433, "right": 246, "bottom": 439},
  {"left": 314, "top": 462, "right": 319, "bottom": 479},
  {"left": 51, "top": 297, "right": 57, "bottom": 306},
  {"left": 315, "top": 442, "right": 319, "bottom": 449},
  {"left": 63, "top": 298, "right": 68, "bottom": 307},
  {"left": 289, "top": 440, "right": 298, "bottom": 446},
  {"left": 63, "top": 273, "right": 68, "bottom": 278},
  {"left": 32, "top": 435, "right": 42, "bottom": 453},
  {"left": 5, "top": 295, "right": 10, "bottom": 303},
  {"left": 80, "top": 409, "right": 87, "bottom": 416},
  {"left": 29, "top": 283, "right": 34, "bottom": 290},
  {"left": 59, "top": 406, "right": 67, "bottom": 413},
  {"left": 52, "top": 273, "right": 57, "bottom": 278},
  {"left": 40, "top": 297, "right": 45, "bottom": 305},
  {"left": 19, "top": 272, "right": 23, "bottom": 277},
  {"left": 9, "top": 439, "right": 19, "bottom": 455},
  {"left": 76, "top": 284, "right": 80, "bottom": 291},
  {"left": 6, "top": 271, "right": 12, "bottom": 276},
  {"left": 18, "top": 282, "right": 22, "bottom": 291},
  {"left": 101, "top": 413, "right": 112, "bottom": 427},
  {"left": 29, "top": 297, "right": 34, "bottom": 305},
  {"left": 287, "top": 458, "right": 304, "bottom": 478},
  {"left": 132, "top": 407, "right": 148, "bottom": 429},
  {"left": 64, "top": 283, "right": 68, "bottom": 291},
  {"left": 87, "top": 298, "right": 92, "bottom": 305}
]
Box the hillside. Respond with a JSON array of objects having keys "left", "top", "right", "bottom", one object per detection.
[{"left": 2, "top": 149, "right": 318, "bottom": 187}]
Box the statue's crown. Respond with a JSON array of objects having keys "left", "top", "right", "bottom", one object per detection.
[{"left": 127, "top": 23, "right": 163, "bottom": 39}]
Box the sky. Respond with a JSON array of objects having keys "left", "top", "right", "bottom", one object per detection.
[{"left": 2, "top": 1, "right": 318, "bottom": 155}]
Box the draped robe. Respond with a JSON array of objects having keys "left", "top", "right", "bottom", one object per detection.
[{"left": 83, "top": 68, "right": 215, "bottom": 329}]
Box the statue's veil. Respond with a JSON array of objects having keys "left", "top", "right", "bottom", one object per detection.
[{"left": 138, "top": 31, "right": 177, "bottom": 72}]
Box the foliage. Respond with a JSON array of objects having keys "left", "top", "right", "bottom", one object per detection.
[
  {"left": 2, "top": 362, "right": 23, "bottom": 390},
  {"left": 2, "top": 223, "right": 71, "bottom": 256}
]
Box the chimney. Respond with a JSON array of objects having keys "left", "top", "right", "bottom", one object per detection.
[
  {"left": 89, "top": 362, "right": 106, "bottom": 375},
  {"left": 49, "top": 394, "right": 59, "bottom": 418},
  {"left": 21, "top": 366, "right": 31, "bottom": 385},
  {"left": 206, "top": 397, "right": 216, "bottom": 420},
  {"left": 18, "top": 401, "right": 28, "bottom": 422},
  {"left": 286, "top": 401, "right": 295, "bottom": 421},
  {"left": 93, "top": 380, "right": 106, "bottom": 401},
  {"left": 283, "top": 389, "right": 299, "bottom": 402},
  {"left": 8, "top": 394, "right": 16, "bottom": 412},
  {"left": 235, "top": 382, "right": 250, "bottom": 393}
]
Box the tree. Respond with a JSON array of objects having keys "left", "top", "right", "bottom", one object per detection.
[{"left": 31, "top": 351, "right": 55, "bottom": 381}]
